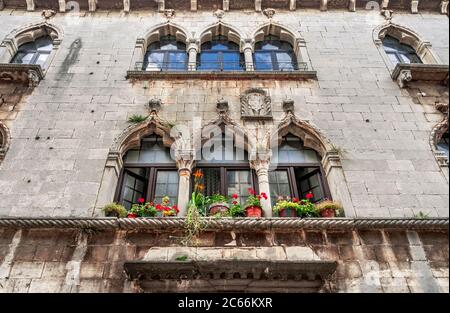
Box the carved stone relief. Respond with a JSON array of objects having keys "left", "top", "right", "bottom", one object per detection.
[{"left": 240, "top": 88, "right": 272, "bottom": 120}]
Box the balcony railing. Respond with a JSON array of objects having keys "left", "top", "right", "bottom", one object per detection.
[{"left": 135, "top": 61, "right": 309, "bottom": 72}]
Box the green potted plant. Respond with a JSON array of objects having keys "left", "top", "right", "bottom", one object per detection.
[
  {"left": 154, "top": 196, "right": 179, "bottom": 217},
  {"left": 296, "top": 193, "right": 320, "bottom": 218},
  {"left": 315, "top": 200, "right": 343, "bottom": 218},
  {"left": 102, "top": 203, "right": 127, "bottom": 218},
  {"left": 273, "top": 197, "right": 300, "bottom": 217},
  {"left": 207, "top": 194, "right": 230, "bottom": 216},
  {"left": 130, "top": 198, "right": 157, "bottom": 217},
  {"left": 229, "top": 195, "right": 245, "bottom": 217},
  {"left": 244, "top": 188, "right": 267, "bottom": 218}
]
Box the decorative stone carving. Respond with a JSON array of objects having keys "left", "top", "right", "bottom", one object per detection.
[
  {"left": 123, "top": 0, "right": 130, "bottom": 12},
  {"left": 348, "top": 0, "right": 356, "bottom": 12},
  {"left": 28, "top": 69, "right": 40, "bottom": 87},
  {"left": 191, "top": 0, "right": 197, "bottom": 11},
  {"left": 396, "top": 69, "right": 412, "bottom": 88},
  {"left": 255, "top": 0, "right": 262, "bottom": 12},
  {"left": 26, "top": 0, "right": 35, "bottom": 11},
  {"left": 320, "top": 0, "right": 328, "bottom": 11},
  {"left": 431, "top": 102, "right": 449, "bottom": 167},
  {"left": 289, "top": 0, "right": 296, "bottom": 11},
  {"left": 263, "top": 8, "right": 276, "bottom": 19},
  {"left": 0, "top": 64, "right": 44, "bottom": 86},
  {"left": 0, "top": 122, "right": 10, "bottom": 164},
  {"left": 240, "top": 88, "right": 272, "bottom": 120},
  {"left": 213, "top": 9, "right": 225, "bottom": 19},
  {"left": 217, "top": 99, "right": 229, "bottom": 115},
  {"left": 88, "top": 0, "right": 96, "bottom": 11},
  {"left": 381, "top": 0, "right": 389, "bottom": 8},
  {"left": 164, "top": 9, "right": 175, "bottom": 19},
  {"left": 282, "top": 99, "right": 295, "bottom": 114},
  {"left": 58, "top": 0, "right": 66, "bottom": 12},
  {"left": 223, "top": 0, "right": 230, "bottom": 12},
  {"left": 42, "top": 9, "right": 57, "bottom": 20},
  {"left": 441, "top": 1, "right": 449, "bottom": 14},
  {"left": 148, "top": 98, "right": 162, "bottom": 114},
  {"left": 157, "top": 0, "right": 165, "bottom": 12},
  {"left": 381, "top": 9, "right": 394, "bottom": 20},
  {"left": 411, "top": 0, "right": 419, "bottom": 14}
]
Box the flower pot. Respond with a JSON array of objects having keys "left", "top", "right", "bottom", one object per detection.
[
  {"left": 279, "top": 208, "right": 298, "bottom": 217},
  {"left": 209, "top": 202, "right": 230, "bottom": 216},
  {"left": 245, "top": 206, "right": 263, "bottom": 218},
  {"left": 320, "top": 208, "right": 336, "bottom": 218}
]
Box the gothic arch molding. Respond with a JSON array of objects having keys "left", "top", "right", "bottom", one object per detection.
[
  {"left": 0, "top": 122, "right": 10, "bottom": 164},
  {"left": 197, "top": 21, "right": 246, "bottom": 51},
  {"left": 140, "top": 21, "right": 191, "bottom": 49},
  {"left": 430, "top": 102, "right": 449, "bottom": 168}
]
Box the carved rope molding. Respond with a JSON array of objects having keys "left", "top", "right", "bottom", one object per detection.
[{"left": 0, "top": 217, "right": 447, "bottom": 231}]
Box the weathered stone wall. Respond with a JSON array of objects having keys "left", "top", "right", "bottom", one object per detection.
[
  {"left": 0, "top": 226, "right": 447, "bottom": 293},
  {"left": 0, "top": 10, "right": 448, "bottom": 219}
]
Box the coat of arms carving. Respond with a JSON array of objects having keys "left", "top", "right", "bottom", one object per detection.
[{"left": 240, "top": 88, "right": 272, "bottom": 120}]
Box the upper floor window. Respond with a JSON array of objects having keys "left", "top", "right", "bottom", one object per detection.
[
  {"left": 143, "top": 36, "right": 187, "bottom": 71},
  {"left": 382, "top": 35, "right": 422, "bottom": 65},
  {"left": 117, "top": 134, "right": 178, "bottom": 210},
  {"left": 254, "top": 35, "right": 298, "bottom": 71},
  {"left": 11, "top": 36, "right": 53, "bottom": 66},
  {"left": 198, "top": 36, "right": 244, "bottom": 71},
  {"left": 269, "top": 135, "right": 330, "bottom": 205},
  {"left": 437, "top": 131, "right": 449, "bottom": 158}
]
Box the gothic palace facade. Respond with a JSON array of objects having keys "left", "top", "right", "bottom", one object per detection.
[{"left": 0, "top": 1, "right": 448, "bottom": 293}]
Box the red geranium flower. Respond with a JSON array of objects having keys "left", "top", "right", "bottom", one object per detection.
[
  {"left": 261, "top": 192, "right": 268, "bottom": 200},
  {"left": 248, "top": 188, "right": 256, "bottom": 195},
  {"left": 232, "top": 194, "right": 239, "bottom": 199},
  {"left": 232, "top": 201, "right": 238, "bottom": 205},
  {"left": 156, "top": 204, "right": 163, "bottom": 211},
  {"left": 306, "top": 193, "right": 314, "bottom": 200},
  {"left": 127, "top": 213, "right": 137, "bottom": 218},
  {"left": 138, "top": 198, "right": 145, "bottom": 204}
]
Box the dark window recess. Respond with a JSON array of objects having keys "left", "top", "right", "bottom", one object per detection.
[
  {"left": 269, "top": 135, "right": 330, "bottom": 205},
  {"left": 437, "top": 131, "right": 449, "bottom": 158},
  {"left": 382, "top": 35, "right": 423, "bottom": 65},
  {"left": 11, "top": 36, "right": 54, "bottom": 66},
  {"left": 143, "top": 35, "right": 187, "bottom": 71},
  {"left": 254, "top": 35, "right": 298, "bottom": 71},
  {"left": 198, "top": 36, "right": 245, "bottom": 71},
  {"left": 116, "top": 135, "right": 178, "bottom": 210}
]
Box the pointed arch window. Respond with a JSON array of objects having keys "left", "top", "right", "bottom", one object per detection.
[
  {"left": 116, "top": 134, "right": 178, "bottom": 210},
  {"left": 269, "top": 135, "right": 330, "bottom": 205},
  {"left": 143, "top": 35, "right": 187, "bottom": 71},
  {"left": 11, "top": 36, "right": 53, "bottom": 66},
  {"left": 437, "top": 131, "right": 449, "bottom": 158},
  {"left": 254, "top": 35, "right": 298, "bottom": 71},
  {"left": 198, "top": 36, "right": 244, "bottom": 71},
  {"left": 382, "top": 35, "right": 422, "bottom": 65},
  {"left": 193, "top": 131, "right": 256, "bottom": 206}
]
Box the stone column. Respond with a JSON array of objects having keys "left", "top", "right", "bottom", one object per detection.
[
  {"left": 243, "top": 41, "right": 254, "bottom": 71},
  {"left": 176, "top": 153, "right": 195, "bottom": 217},
  {"left": 251, "top": 155, "right": 272, "bottom": 217},
  {"left": 187, "top": 41, "right": 199, "bottom": 71},
  {"left": 123, "top": 0, "right": 130, "bottom": 12}
]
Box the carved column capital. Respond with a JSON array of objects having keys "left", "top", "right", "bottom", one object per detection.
[
  {"left": 381, "top": 0, "right": 390, "bottom": 8},
  {"left": 176, "top": 150, "right": 195, "bottom": 173},
  {"left": 223, "top": 0, "right": 230, "bottom": 11}
]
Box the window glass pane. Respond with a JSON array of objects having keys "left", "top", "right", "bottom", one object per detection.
[
  {"left": 222, "top": 52, "right": 243, "bottom": 71},
  {"left": 269, "top": 170, "right": 292, "bottom": 205},
  {"left": 387, "top": 53, "right": 400, "bottom": 65},
  {"left": 121, "top": 169, "right": 148, "bottom": 209},
  {"left": 254, "top": 52, "right": 273, "bottom": 71},
  {"left": 276, "top": 52, "right": 296, "bottom": 71},
  {"left": 199, "top": 52, "right": 220, "bottom": 70},
  {"left": 145, "top": 52, "right": 164, "bottom": 71},
  {"left": 227, "top": 170, "right": 253, "bottom": 205},
  {"left": 12, "top": 52, "right": 35, "bottom": 64},
  {"left": 35, "top": 53, "right": 49, "bottom": 66},
  {"left": 295, "top": 168, "right": 324, "bottom": 203},
  {"left": 167, "top": 52, "right": 187, "bottom": 71},
  {"left": 123, "top": 136, "right": 174, "bottom": 165},
  {"left": 197, "top": 168, "right": 221, "bottom": 196},
  {"left": 153, "top": 171, "right": 179, "bottom": 205},
  {"left": 382, "top": 35, "right": 422, "bottom": 64},
  {"left": 437, "top": 132, "right": 449, "bottom": 157}
]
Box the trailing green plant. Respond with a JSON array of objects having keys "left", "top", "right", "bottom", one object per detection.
[
  {"left": 102, "top": 203, "right": 127, "bottom": 218},
  {"left": 182, "top": 169, "right": 207, "bottom": 246},
  {"left": 315, "top": 200, "right": 344, "bottom": 217},
  {"left": 175, "top": 255, "right": 189, "bottom": 262},
  {"left": 207, "top": 194, "right": 229, "bottom": 205},
  {"left": 273, "top": 194, "right": 319, "bottom": 218},
  {"left": 127, "top": 114, "right": 148, "bottom": 124},
  {"left": 229, "top": 202, "right": 245, "bottom": 217},
  {"left": 129, "top": 196, "right": 179, "bottom": 218},
  {"left": 414, "top": 211, "right": 430, "bottom": 219}
]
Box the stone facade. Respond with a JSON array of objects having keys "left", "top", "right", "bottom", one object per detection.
[{"left": 0, "top": 2, "right": 448, "bottom": 293}]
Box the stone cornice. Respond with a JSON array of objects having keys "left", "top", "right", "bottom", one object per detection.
[
  {"left": 0, "top": 217, "right": 448, "bottom": 231},
  {"left": 0, "top": 63, "right": 44, "bottom": 87},
  {"left": 0, "top": 0, "right": 445, "bottom": 14},
  {"left": 126, "top": 69, "right": 318, "bottom": 81},
  {"left": 392, "top": 63, "right": 449, "bottom": 88}
]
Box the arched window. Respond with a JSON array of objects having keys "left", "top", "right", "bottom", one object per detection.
[
  {"left": 198, "top": 36, "right": 244, "bottom": 71},
  {"left": 437, "top": 131, "right": 449, "bottom": 158},
  {"left": 10, "top": 36, "right": 54, "bottom": 66},
  {"left": 116, "top": 134, "right": 178, "bottom": 210},
  {"left": 269, "top": 135, "right": 330, "bottom": 205},
  {"left": 382, "top": 35, "right": 422, "bottom": 65},
  {"left": 143, "top": 35, "right": 187, "bottom": 71},
  {"left": 194, "top": 130, "right": 256, "bottom": 206},
  {"left": 254, "top": 35, "right": 298, "bottom": 71}
]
